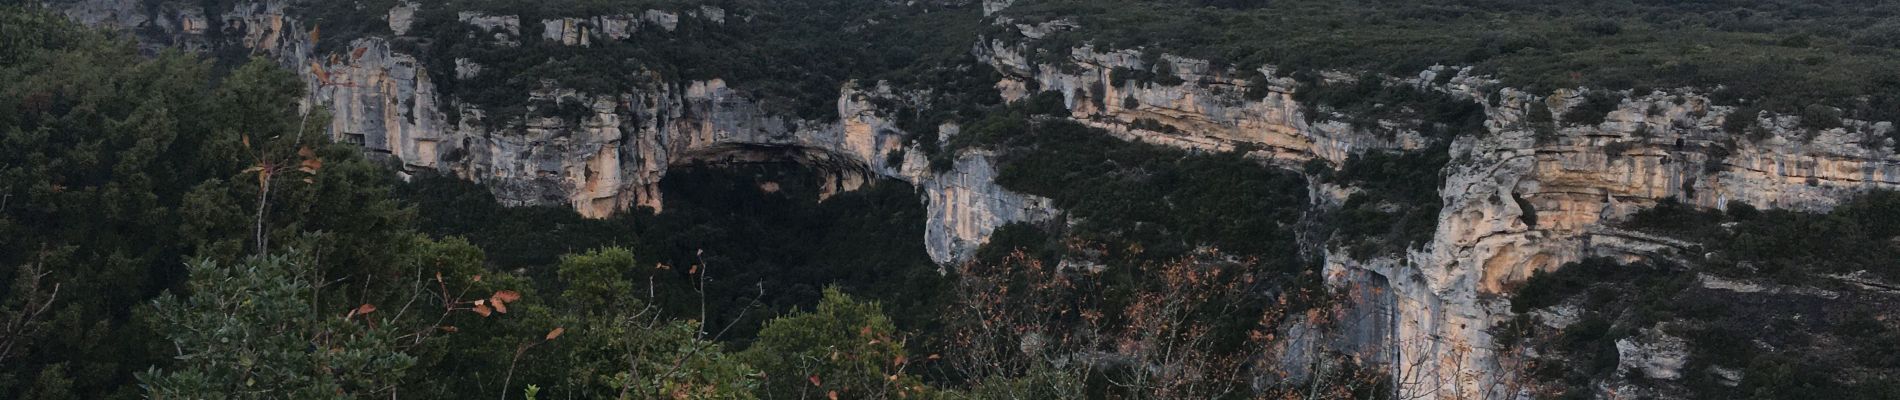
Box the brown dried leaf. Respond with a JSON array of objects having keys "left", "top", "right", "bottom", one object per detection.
[
  {"left": 489, "top": 297, "right": 509, "bottom": 314},
  {"left": 827, "top": 391, "right": 838, "bottom": 400},
  {"left": 545, "top": 327, "right": 565, "bottom": 340},
  {"left": 491, "top": 290, "right": 522, "bottom": 303},
  {"left": 351, "top": 46, "right": 367, "bottom": 60},
  {"left": 472, "top": 302, "right": 492, "bottom": 317},
  {"left": 354, "top": 303, "right": 377, "bottom": 316},
  {"left": 808, "top": 375, "right": 822, "bottom": 387}
]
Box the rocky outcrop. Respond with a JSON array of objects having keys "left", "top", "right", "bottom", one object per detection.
[
  {"left": 388, "top": 2, "right": 417, "bottom": 36},
  {"left": 57, "top": 1, "right": 1054, "bottom": 264},
  {"left": 1615, "top": 328, "right": 1689, "bottom": 380},
  {"left": 977, "top": 41, "right": 1426, "bottom": 168},
  {"left": 905, "top": 151, "right": 1058, "bottom": 263},
  {"left": 458, "top": 12, "right": 520, "bottom": 46},
  {"left": 979, "top": 21, "right": 1899, "bottom": 398},
  {"left": 536, "top": 7, "right": 724, "bottom": 46},
  {"left": 1400, "top": 86, "right": 1897, "bottom": 398}
]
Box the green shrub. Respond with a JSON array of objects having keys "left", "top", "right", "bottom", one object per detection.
[
  {"left": 1562, "top": 91, "right": 1622, "bottom": 126},
  {"left": 1128, "top": 117, "right": 1178, "bottom": 133},
  {"left": 999, "top": 0, "right": 1900, "bottom": 126},
  {"left": 1325, "top": 146, "right": 1450, "bottom": 258},
  {"left": 1800, "top": 103, "right": 1845, "bottom": 130}
]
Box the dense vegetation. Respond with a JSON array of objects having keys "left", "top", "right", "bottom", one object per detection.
[
  {"left": 913, "top": 96, "right": 1397, "bottom": 397},
  {"left": 0, "top": 8, "right": 423, "bottom": 397},
  {"left": 1505, "top": 258, "right": 1900, "bottom": 399},
  {"left": 987, "top": 118, "right": 1311, "bottom": 266},
  {"left": 1500, "top": 193, "right": 1900, "bottom": 399},
  {"left": 1000, "top": 0, "right": 1900, "bottom": 125},
  {"left": 0, "top": 6, "right": 954, "bottom": 398},
  {"left": 1624, "top": 194, "right": 1900, "bottom": 283},
  {"left": 399, "top": 164, "right": 948, "bottom": 345},
  {"left": 1312, "top": 146, "right": 1450, "bottom": 258},
  {"left": 928, "top": 92, "right": 1312, "bottom": 270}
]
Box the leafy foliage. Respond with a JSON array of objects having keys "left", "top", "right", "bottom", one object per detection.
[
  {"left": 138, "top": 252, "right": 415, "bottom": 399},
  {"left": 742, "top": 288, "right": 934, "bottom": 400},
  {"left": 1319, "top": 146, "right": 1450, "bottom": 258},
  {"left": 943, "top": 250, "right": 1387, "bottom": 399},
  {"left": 1505, "top": 189, "right": 1900, "bottom": 398},
  {"left": 400, "top": 164, "right": 947, "bottom": 345},
  {"left": 982, "top": 116, "right": 1309, "bottom": 266},
  {"left": 0, "top": 9, "right": 414, "bottom": 397},
  {"left": 1626, "top": 193, "right": 1900, "bottom": 283},
  {"left": 1292, "top": 73, "right": 1486, "bottom": 138}
]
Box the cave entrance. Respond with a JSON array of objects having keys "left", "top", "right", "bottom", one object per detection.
[
  {"left": 669, "top": 143, "right": 882, "bottom": 203},
  {"left": 401, "top": 154, "right": 939, "bottom": 347}
]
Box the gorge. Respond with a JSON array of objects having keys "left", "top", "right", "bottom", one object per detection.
[{"left": 9, "top": 0, "right": 1900, "bottom": 398}]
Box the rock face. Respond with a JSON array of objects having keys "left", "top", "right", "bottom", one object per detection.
[
  {"left": 55, "top": 2, "right": 1900, "bottom": 399},
  {"left": 1616, "top": 328, "right": 1690, "bottom": 381},
  {"left": 1402, "top": 86, "right": 1896, "bottom": 398},
  {"left": 57, "top": 1, "right": 1055, "bottom": 265},
  {"left": 906, "top": 151, "right": 1059, "bottom": 263},
  {"left": 976, "top": 41, "right": 1427, "bottom": 167},
  {"left": 536, "top": 7, "right": 721, "bottom": 46},
  {"left": 976, "top": 24, "right": 1899, "bottom": 400}
]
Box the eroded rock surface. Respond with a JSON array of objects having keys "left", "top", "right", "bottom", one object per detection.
[
  {"left": 976, "top": 18, "right": 1899, "bottom": 398},
  {"left": 55, "top": 2, "right": 1900, "bottom": 399},
  {"left": 57, "top": 1, "right": 1054, "bottom": 264}
]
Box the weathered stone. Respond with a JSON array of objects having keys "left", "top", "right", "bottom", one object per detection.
[
  {"left": 387, "top": 2, "right": 417, "bottom": 35},
  {"left": 1616, "top": 328, "right": 1689, "bottom": 380},
  {"left": 458, "top": 12, "right": 520, "bottom": 46}
]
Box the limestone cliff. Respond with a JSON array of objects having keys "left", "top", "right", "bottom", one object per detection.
[
  {"left": 978, "top": 15, "right": 1898, "bottom": 398},
  {"left": 976, "top": 40, "right": 1428, "bottom": 166},
  {"left": 52, "top": 1, "right": 1900, "bottom": 398},
  {"left": 53, "top": 0, "right": 1056, "bottom": 264},
  {"left": 1397, "top": 87, "right": 1896, "bottom": 398}
]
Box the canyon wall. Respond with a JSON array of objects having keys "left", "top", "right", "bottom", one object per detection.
[
  {"left": 52, "top": 1, "right": 1900, "bottom": 398},
  {"left": 1402, "top": 87, "right": 1896, "bottom": 398},
  {"left": 975, "top": 24, "right": 1897, "bottom": 399},
  {"left": 51, "top": 0, "right": 1056, "bottom": 264}
]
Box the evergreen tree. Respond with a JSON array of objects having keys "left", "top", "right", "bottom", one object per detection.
[
  {"left": 138, "top": 250, "right": 414, "bottom": 399},
  {"left": 743, "top": 288, "right": 935, "bottom": 400}
]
